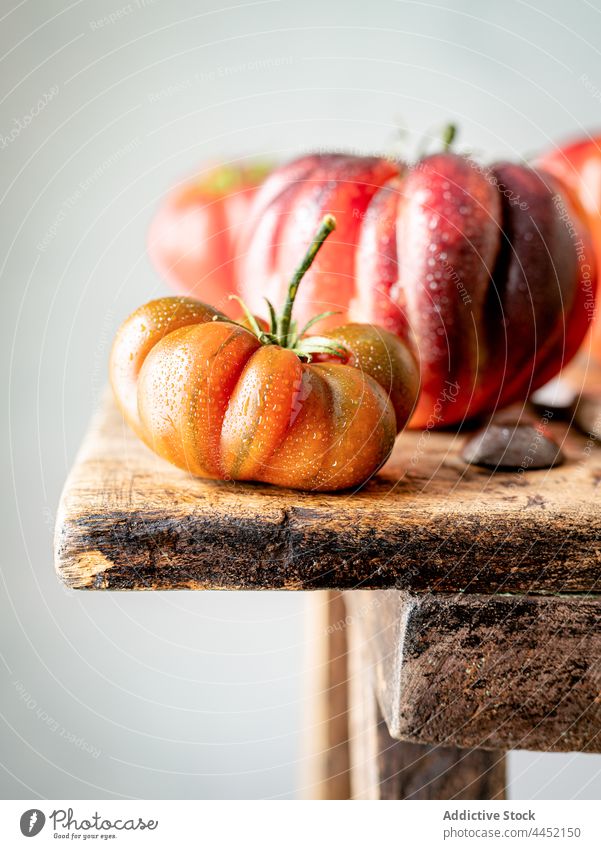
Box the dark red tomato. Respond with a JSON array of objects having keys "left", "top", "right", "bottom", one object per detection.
[{"left": 237, "top": 148, "right": 596, "bottom": 427}]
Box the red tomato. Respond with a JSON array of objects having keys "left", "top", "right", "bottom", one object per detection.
[
  {"left": 536, "top": 134, "right": 601, "bottom": 357},
  {"left": 238, "top": 148, "right": 596, "bottom": 427},
  {"left": 147, "top": 161, "right": 270, "bottom": 309}
]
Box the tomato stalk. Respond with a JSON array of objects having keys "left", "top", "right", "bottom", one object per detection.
[
  {"left": 231, "top": 214, "right": 346, "bottom": 362},
  {"left": 441, "top": 123, "right": 457, "bottom": 152},
  {"left": 277, "top": 213, "right": 337, "bottom": 344},
  {"left": 416, "top": 122, "right": 458, "bottom": 159}
]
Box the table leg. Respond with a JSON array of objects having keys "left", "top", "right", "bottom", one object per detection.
[
  {"left": 302, "top": 590, "right": 351, "bottom": 799},
  {"left": 346, "top": 594, "right": 506, "bottom": 800}
]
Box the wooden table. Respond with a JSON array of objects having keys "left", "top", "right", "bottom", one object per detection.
[{"left": 54, "top": 389, "right": 601, "bottom": 799}]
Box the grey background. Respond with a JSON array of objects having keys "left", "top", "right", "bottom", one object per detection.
[{"left": 1, "top": 0, "right": 601, "bottom": 799}]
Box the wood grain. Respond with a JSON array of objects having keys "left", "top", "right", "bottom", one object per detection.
[
  {"left": 55, "top": 390, "right": 601, "bottom": 592},
  {"left": 346, "top": 590, "right": 601, "bottom": 753}
]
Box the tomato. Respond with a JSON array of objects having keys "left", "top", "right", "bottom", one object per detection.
[
  {"left": 112, "top": 217, "right": 419, "bottom": 491},
  {"left": 238, "top": 142, "right": 596, "bottom": 428},
  {"left": 536, "top": 134, "right": 601, "bottom": 357},
  {"left": 147, "top": 161, "right": 270, "bottom": 308}
]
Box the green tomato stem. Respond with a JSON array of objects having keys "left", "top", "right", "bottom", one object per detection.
[
  {"left": 278, "top": 214, "right": 337, "bottom": 345},
  {"left": 441, "top": 123, "right": 457, "bottom": 152}
]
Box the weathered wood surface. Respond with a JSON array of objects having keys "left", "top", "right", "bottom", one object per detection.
[
  {"left": 346, "top": 590, "right": 601, "bottom": 753},
  {"left": 55, "top": 390, "right": 601, "bottom": 592},
  {"left": 347, "top": 597, "right": 506, "bottom": 798}
]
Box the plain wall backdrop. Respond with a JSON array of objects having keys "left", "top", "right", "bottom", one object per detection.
[{"left": 1, "top": 0, "right": 601, "bottom": 799}]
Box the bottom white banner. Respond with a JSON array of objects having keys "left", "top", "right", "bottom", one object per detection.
[{"left": 0, "top": 800, "right": 598, "bottom": 848}]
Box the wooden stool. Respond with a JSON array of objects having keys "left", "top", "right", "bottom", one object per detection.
[{"left": 55, "top": 391, "right": 601, "bottom": 799}]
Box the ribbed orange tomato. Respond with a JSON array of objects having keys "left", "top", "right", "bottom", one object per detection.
[{"left": 111, "top": 217, "right": 420, "bottom": 491}]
